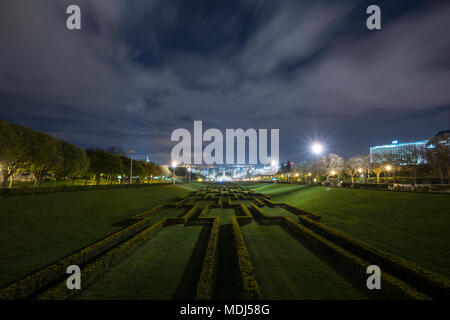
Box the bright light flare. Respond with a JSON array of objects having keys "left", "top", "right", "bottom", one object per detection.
[
  {"left": 311, "top": 143, "right": 323, "bottom": 155},
  {"left": 171, "top": 160, "right": 177, "bottom": 168}
]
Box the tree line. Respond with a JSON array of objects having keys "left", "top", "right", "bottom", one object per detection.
[
  {"left": 0, "top": 120, "right": 164, "bottom": 188},
  {"left": 291, "top": 134, "right": 449, "bottom": 184}
]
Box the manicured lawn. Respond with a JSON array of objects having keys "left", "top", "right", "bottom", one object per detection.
[
  {"left": 208, "top": 208, "right": 236, "bottom": 224},
  {"left": 260, "top": 206, "right": 299, "bottom": 220},
  {"left": 78, "top": 225, "right": 202, "bottom": 299},
  {"left": 252, "top": 184, "right": 450, "bottom": 279},
  {"left": 241, "top": 222, "right": 369, "bottom": 299},
  {"left": 0, "top": 185, "right": 191, "bottom": 287},
  {"left": 144, "top": 207, "right": 188, "bottom": 222}
]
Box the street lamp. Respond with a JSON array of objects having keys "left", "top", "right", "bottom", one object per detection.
[
  {"left": 311, "top": 143, "right": 323, "bottom": 183},
  {"left": 171, "top": 160, "right": 177, "bottom": 184},
  {"left": 129, "top": 148, "right": 135, "bottom": 185},
  {"left": 188, "top": 166, "right": 191, "bottom": 183},
  {"left": 385, "top": 165, "right": 392, "bottom": 184}
]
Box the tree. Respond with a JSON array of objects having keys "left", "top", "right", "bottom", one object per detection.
[
  {"left": 319, "top": 153, "right": 344, "bottom": 182},
  {"left": 426, "top": 134, "right": 450, "bottom": 184},
  {"left": 87, "top": 149, "right": 122, "bottom": 185},
  {"left": 292, "top": 162, "right": 314, "bottom": 183},
  {"left": 345, "top": 156, "right": 365, "bottom": 183},
  {"left": 370, "top": 154, "right": 385, "bottom": 184},
  {"left": 26, "top": 130, "right": 63, "bottom": 187},
  {"left": 402, "top": 147, "right": 424, "bottom": 185},
  {"left": 57, "top": 142, "right": 89, "bottom": 184}
]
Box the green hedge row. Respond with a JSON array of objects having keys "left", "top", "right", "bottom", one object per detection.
[
  {"left": 239, "top": 203, "right": 253, "bottom": 218},
  {"left": 298, "top": 215, "right": 450, "bottom": 299},
  {"left": 282, "top": 217, "right": 429, "bottom": 300},
  {"left": 261, "top": 198, "right": 278, "bottom": 208},
  {"left": 0, "top": 183, "right": 171, "bottom": 197},
  {"left": 37, "top": 218, "right": 168, "bottom": 299},
  {"left": 0, "top": 216, "right": 154, "bottom": 300},
  {"left": 231, "top": 217, "right": 261, "bottom": 300},
  {"left": 253, "top": 199, "right": 265, "bottom": 207},
  {"left": 132, "top": 204, "right": 165, "bottom": 219},
  {"left": 199, "top": 205, "right": 210, "bottom": 218},
  {"left": 282, "top": 203, "right": 321, "bottom": 221},
  {"left": 250, "top": 204, "right": 285, "bottom": 224},
  {"left": 217, "top": 197, "right": 223, "bottom": 208},
  {"left": 196, "top": 218, "right": 220, "bottom": 300}
]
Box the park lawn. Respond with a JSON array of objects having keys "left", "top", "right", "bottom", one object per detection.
[
  {"left": 0, "top": 185, "right": 190, "bottom": 288},
  {"left": 259, "top": 184, "right": 450, "bottom": 279},
  {"left": 241, "top": 222, "right": 369, "bottom": 299},
  {"left": 208, "top": 208, "right": 236, "bottom": 224},
  {"left": 78, "top": 224, "right": 202, "bottom": 299},
  {"left": 144, "top": 207, "right": 188, "bottom": 222},
  {"left": 260, "top": 206, "right": 299, "bottom": 220}
]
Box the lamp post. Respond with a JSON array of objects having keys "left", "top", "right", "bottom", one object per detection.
[
  {"left": 271, "top": 159, "right": 278, "bottom": 183},
  {"left": 358, "top": 168, "right": 363, "bottom": 183},
  {"left": 129, "top": 148, "right": 135, "bottom": 185},
  {"left": 385, "top": 165, "right": 392, "bottom": 184},
  {"left": 311, "top": 143, "right": 323, "bottom": 183},
  {"left": 171, "top": 160, "right": 177, "bottom": 184},
  {"left": 188, "top": 166, "right": 191, "bottom": 183}
]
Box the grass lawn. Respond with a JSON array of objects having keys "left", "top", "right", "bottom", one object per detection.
[
  {"left": 78, "top": 224, "right": 202, "bottom": 299},
  {"left": 241, "top": 222, "right": 369, "bottom": 299},
  {"left": 253, "top": 184, "right": 450, "bottom": 279},
  {"left": 144, "top": 207, "right": 188, "bottom": 222},
  {"left": 0, "top": 185, "right": 190, "bottom": 287},
  {"left": 208, "top": 208, "right": 236, "bottom": 224},
  {"left": 260, "top": 206, "right": 299, "bottom": 220}
]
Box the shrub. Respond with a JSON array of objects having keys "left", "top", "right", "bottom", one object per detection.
[
  {"left": 37, "top": 219, "right": 168, "bottom": 299},
  {"left": 297, "top": 215, "right": 450, "bottom": 299},
  {"left": 132, "top": 204, "right": 165, "bottom": 219},
  {"left": 282, "top": 217, "right": 429, "bottom": 300},
  {"left": 0, "top": 216, "right": 155, "bottom": 300},
  {"left": 282, "top": 203, "right": 321, "bottom": 221},
  {"left": 196, "top": 218, "right": 220, "bottom": 300},
  {"left": 231, "top": 217, "right": 261, "bottom": 300}
]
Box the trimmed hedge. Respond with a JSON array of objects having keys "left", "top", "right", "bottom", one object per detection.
[
  {"left": 231, "top": 217, "right": 261, "bottom": 300},
  {"left": 282, "top": 217, "right": 430, "bottom": 300},
  {"left": 282, "top": 203, "right": 321, "bottom": 221},
  {"left": 132, "top": 204, "right": 165, "bottom": 219},
  {"left": 196, "top": 218, "right": 220, "bottom": 300},
  {"left": 0, "top": 217, "right": 154, "bottom": 300},
  {"left": 250, "top": 204, "right": 285, "bottom": 224},
  {"left": 0, "top": 183, "right": 171, "bottom": 197},
  {"left": 298, "top": 215, "right": 450, "bottom": 299},
  {"left": 37, "top": 219, "right": 168, "bottom": 300},
  {"left": 253, "top": 199, "right": 265, "bottom": 207},
  {"left": 261, "top": 197, "right": 278, "bottom": 208},
  {"left": 199, "top": 205, "right": 210, "bottom": 218},
  {"left": 239, "top": 203, "right": 253, "bottom": 218}
]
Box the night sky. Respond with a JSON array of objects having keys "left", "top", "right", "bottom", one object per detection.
[{"left": 0, "top": 0, "right": 449, "bottom": 164}]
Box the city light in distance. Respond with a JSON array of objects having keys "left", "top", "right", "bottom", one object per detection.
[{"left": 385, "top": 165, "right": 392, "bottom": 171}]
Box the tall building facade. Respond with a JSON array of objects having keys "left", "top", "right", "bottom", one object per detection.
[{"left": 370, "top": 140, "right": 427, "bottom": 165}]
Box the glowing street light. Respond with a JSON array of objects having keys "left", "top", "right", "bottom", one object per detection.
[
  {"left": 385, "top": 165, "right": 392, "bottom": 184},
  {"left": 171, "top": 160, "right": 177, "bottom": 184},
  {"left": 311, "top": 143, "right": 323, "bottom": 155},
  {"left": 311, "top": 142, "right": 323, "bottom": 182}
]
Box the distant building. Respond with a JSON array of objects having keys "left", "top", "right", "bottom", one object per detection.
[
  {"left": 370, "top": 130, "right": 449, "bottom": 165},
  {"left": 370, "top": 140, "right": 427, "bottom": 165}
]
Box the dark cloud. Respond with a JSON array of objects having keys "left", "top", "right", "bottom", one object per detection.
[{"left": 0, "top": 0, "right": 449, "bottom": 163}]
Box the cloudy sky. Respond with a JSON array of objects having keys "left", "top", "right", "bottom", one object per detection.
[{"left": 0, "top": 0, "right": 449, "bottom": 164}]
